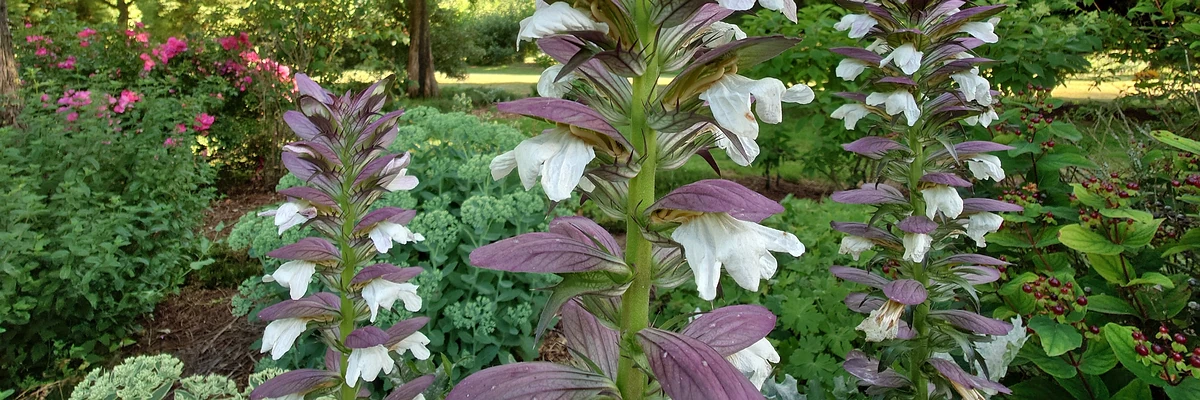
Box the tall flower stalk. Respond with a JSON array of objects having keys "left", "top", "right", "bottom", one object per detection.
[
  {"left": 454, "top": 0, "right": 810, "bottom": 399},
  {"left": 249, "top": 75, "right": 433, "bottom": 400},
  {"left": 827, "top": 0, "right": 1021, "bottom": 398}
]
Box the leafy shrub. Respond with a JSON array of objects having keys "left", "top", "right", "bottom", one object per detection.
[
  {"left": 657, "top": 197, "right": 868, "bottom": 398},
  {"left": 0, "top": 79, "right": 215, "bottom": 387},
  {"left": 977, "top": 0, "right": 1104, "bottom": 91},
  {"left": 465, "top": 9, "right": 536, "bottom": 66},
  {"left": 229, "top": 107, "right": 573, "bottom": 380},
  {"left": 70, "top": 354, "right": 282, "bottom": 400}
]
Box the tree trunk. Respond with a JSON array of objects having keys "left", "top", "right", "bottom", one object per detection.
[
  {"left": 405, "top": 0, "right": 437, "bottom": 98},
  {"left": 115, "top": 0, "right": 129, "bottom": 28},
  {"left": 0, "top": 0, "right": 20, "bottom": 126}
]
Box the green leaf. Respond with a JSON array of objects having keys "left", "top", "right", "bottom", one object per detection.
[
  {"left": 1046, "top": 121, "right": 1083, "bottom": 141},
  {"left": 1086, "top": 294, "right": 1139, "bottom": 316},
  {"left": 1088, "top": 253, "right": 1133, "bottom": 285},
  {"left": 1163, "top": 378, "right": 1200, "bottom": 400},
  {"left": 1078, "top": 340, "right": 1117, "bottom": 375},
  {"left": 1098, "top": 208, "right": 1154, "bottom": 221},
  {"left": 1059, "top": 224, "right": 1123, "bottom": 255},
  {"left": 1150, "top": 130, "right": 1200, "bottom": 155},
  {"left": 1070, "top": 184, "right": 1107, "bottom": 209},
  {"left": 1029, "top": 315, "right": 1083, "bottom": 357},
  {"left": 1103, "top": 323, "right": 1168, "bottom": 387},
  {"left": 1009, "top": 377, "right": 1074, "bottom": 399},
  {"left": 1018, "top": 342, "right": 1077, "bottom": 379},
  {"left": 1125, "top": 272, "right": 1175, "bottom": 288},
  {"left": 1111, "top": 380, "right": 1152, "bottom": 400},
  {"left": 1121, "top": 218, "right": 1164, "bottom": 248},
  {"left": 1038, "top": 152, "right": 1100, "bottom": 171},
  {"left": 1056, "top": 373, "right": 1109, "bottom": 400},
  {"left": 984, "top": 231, "right": 1034, "bottom": 248}
]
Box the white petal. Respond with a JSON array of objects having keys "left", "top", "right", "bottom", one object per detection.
[
  {"left": 727, "top": 338, "right": 779, "bottom": 389},
  {"left": 700, "top": 75, "right": 760, "bottom": 140},
  {"left": 834, "top": 14, "right": 878, "bottom": 39},
  {"left": 902, "top": 233, "right": 933, "bottom": 263},
  {"left": 781, "top": 84, "right": 814, "bottom": 104},
  {"left": 703, "top": 21, "right": 747, "bottom": 46},
  {"left": 538, "top": 130, "right": 595, "bottom": 202},
  {"left": 370, "top": 223, "right": 395, "bottom": 254},
  {"left": 517, "top": 2, "right": 609, "bottom": 44},
  {"left": 839, "top": 236, "right": 874, "bottom": 261},
  {"left": 672, "top": 213, "right": 804, "bottom": 300},
  {"left": 831, "top": 103, "right": 870, "bottom": 130},
  {"left": 362, "top": 280, "right": 421, "bottom": 322},
  {"left": 261, "top": 318, "right": 307, "bottom": 360},
  {"left": 272, "top": 201, "right": 313, "bottom": 235},
  {"left": 714, "top": 128, "right": 761, "bottom": 166},
  {"left": 836, "top": 59, "right": 868, "bottom": 81},
  {"left": 716, "top": 0, "right": 756, "bottom": 11},
  {"left": 966, "top": 154, "right": 1005, "bottom": 181},
  {"left": 269, "top": 260, "right": 316, "bottom": 300},
  {"left": 966, "top": 212, "right": 1004, "bottom": 247},
  {"left": 960, "top": 19, "right": 999, "bottom": 43},
  {"left": 393, "top": 331, "right": 432, "bottom": 360},
  {"left": 879, "top": 43, "right": 923, "bottom": 75},
  {"left": 537, "top": 64, "right": 577, "bottom": 98},
  {"left": 857, "top": 301, "right": 904, "bottom": 342},
  {"left": 922, "top": 185, "right": 964, "bottom": 219},
  {"left": 345, "top": 345, "right": 393, "bottom": 386},
  {"left": 490, "top": 151, "right": 518, "bottom": 181}
]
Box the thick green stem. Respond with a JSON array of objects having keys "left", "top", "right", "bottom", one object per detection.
[
  {"left": 910, "top": 302, "right": 931, "bottom": 400},
  {"left": 334, "top": 153, "right": 364, "bottom": 400},
  {"left": 616, "top": 1, "right": 660, "bottom": 399}
]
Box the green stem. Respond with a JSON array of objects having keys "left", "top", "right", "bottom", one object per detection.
[
  {"left": 616, "top": 2, "right": 661, "bottom": 399},
  {"left": 334, "top": 151, "right": 364, "bottom": 400},
  {"left": 910, "top": 302, "right": 931, "bottom": 400}
]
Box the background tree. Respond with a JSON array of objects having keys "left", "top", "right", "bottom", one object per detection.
[
  {"left": 405, "top": 0, "right": 436, "bottom": 98},
  {"left": 1, "top": 0, "right": 18, "bottom": 126}
]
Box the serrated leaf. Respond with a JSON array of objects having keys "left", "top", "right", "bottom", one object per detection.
[
  {"left": 1029, "top": 315, "right": 1082, "bottom": 357},
  {"left": 1059, "top": 224, "right": 1123, "bottom": 255}
]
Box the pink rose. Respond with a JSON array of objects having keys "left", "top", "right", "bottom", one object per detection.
[
  {"left": 139, "top": 53, "right": 155, "bottom": 71},
  {"left": 77, "top": 28, "right": 97, "bottom": 39},
  {"left": 193, "top": 113, "right": 215, "bottom": 131},
  {"left": 163, "top": 137, "right": 178, "bottom": 147},
  {"left": 66, "top": 112, "right": 78, "bottom": 122}
]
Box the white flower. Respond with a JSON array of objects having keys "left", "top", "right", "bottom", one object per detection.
[
  {"left": 537, "top": 64, "right": 578, "bottom": 98},
  {"left": 960, "top": 17, "right": 1001, "bottom": 44},
  {"left": 381, "top": 157, "right": 419, "bottom": 192},
  {"left": 391, "top": 331, "right": 432, "bottom": 360},
  {"left": 702, "top": 21, "right": 747, "bottom": 46},
  {"left": 856, "top": 300, "right": 905, "bottom": 342},
  {"left": 261, "top": 318, "right": 307, "bottom": 360},
  {"left": 672, "top": 212, "right": 805, "bottom": 301},
  {"left": 966, "top": 154, "right": 1005, "bottom": 181},
  {"left": 974, "top": 316, "right": 1028, "bottom": 384},
  {"left": 717, "top": 0, "right": 797, "bottom": 21},
  {"left": 727, "top": 338, "right": 780, "bottom": 389},
  {"left": 964, "top": 212, "right": 1004, "bottom": 247},
  {"left": 902, "top": 232, "right": 932, "bottom": 263},
  {"left": 490, "top": 128, "right": 595, "bottom": 202},
  {"left": 865, "top": 90, "right": 920, "bottom": 126},
  {"left": 345, "top": 345, "right": 394, "bottom": 386},
  {"left": 517, "top": 1, "right": 609, "bottom": 45},
  {"left": 262, "top": 260, "right": 316, "bottom": 300},
  {"left": 264, "top": 395, "right": 303, "bottom": 400},
  {"left": 713, "top": 128, "right": 761, "bottom": 166},
  {"left": 879, "top": 43, "right": 923, "bottom": 75},
  {"left": 836, "top": 58, "right": 869, "bottom": 81},
  {"left": 699, "top": 74, "right": 814, "bottom": 141},
  {"left": 258, "top": 200, "right": 316, "bottom": 235},
  {"left": 839, "top": 236, "right": 874, "bottom": 261},
  {"left": 922, "top": 185, "right": 963, "bottom": 219},
  {"left": 369, "top": 221, "right": 425, "bottom": 254},
  {"left": 952, "top": 68, "right": 993, "bottom": 105},
  {"left": 964, "top": 107, "right": 999, "bottom": 127},
  {"left": 831, "top": 103, "right": 870, "bottom": 130},
  {"left": 362, "top": 280, "right": 422, "bottom": 322},
  {"left": 865, "top": 39, "right": 889, "bottom": 54},
  {"left": 834, "top": 14, "right": 878, "bottom": 39}
]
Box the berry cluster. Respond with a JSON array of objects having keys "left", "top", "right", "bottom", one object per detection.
[
  {"left": 1020, "top": 275, "right": 1089, "bottom": 321},
  {"left": 1073, "top": 173, "right": 1142, "bottom": 207},
  {"left": 1131, "top": 326, "right": 1200, "bottom": 383},
  {"left": 997, "top": 182, "right": 1047, "bottom": 207}
]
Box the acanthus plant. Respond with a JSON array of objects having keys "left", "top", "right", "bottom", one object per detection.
[
  {"left": 248, "top": 75, "right": 434, "bottom": 400},
  {"left": 825, "top": 0, "right": 1026, "bottom": 398},
  {"left": 448, "top": 0, "right": 815, "bottom": 398}
]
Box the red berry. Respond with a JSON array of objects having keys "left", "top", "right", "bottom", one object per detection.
[
  {"left": 1077, "top": 297, "right": 1088, "bottom": 306},
  {"left": 1137, "top": 344, "right": 1150, "bottom": 356},
  {"left": 1022, "top": 284, "right": 1034, "bottom": 293},
  {"left": 1192, "top": 356, "right": 1200, "bottom": 368},
  {"left": 1193, "top": 348, "right": 1200, "bottom": 356},
  {"left": 1134, "top": 331, "right": 1145, "bottom": 341},
  {"left": 1049, "top": 277, "right": 1061, "bottom": 287},
  {"left": 1173, "top": 352, "right": 1184, "bottom": 362},
  {"left": 1090, "top": 325, "right": 1100, "bottom": 334},
  {"left": 1153, "top": 344, "right": 1166, "bottom": 354},
  {"left": 1161, "top": 326, "right": 1171, "bottom": 334},
  {"left": 1111, "top": 172, "right": 1120, "bottom": 178},
  {"left": 1065, "top": 282, "right": 1074, "bottom": 289},
  {"left": 1175, "top": 333, "right": 1187, "bottom": 344},
  {"left": 1052, "top": 305, "right": 1066, "bottom": 315}
]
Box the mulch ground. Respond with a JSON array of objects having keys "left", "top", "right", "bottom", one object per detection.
[
  {"left": 125, "top": 286, "right": 265, "bottom": 386},
  {"left": 732, "top": 175, "right": 836, "bottom": 201},
  {"left": 201, "top": 187, "right": 281, "bottom": 240}
]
